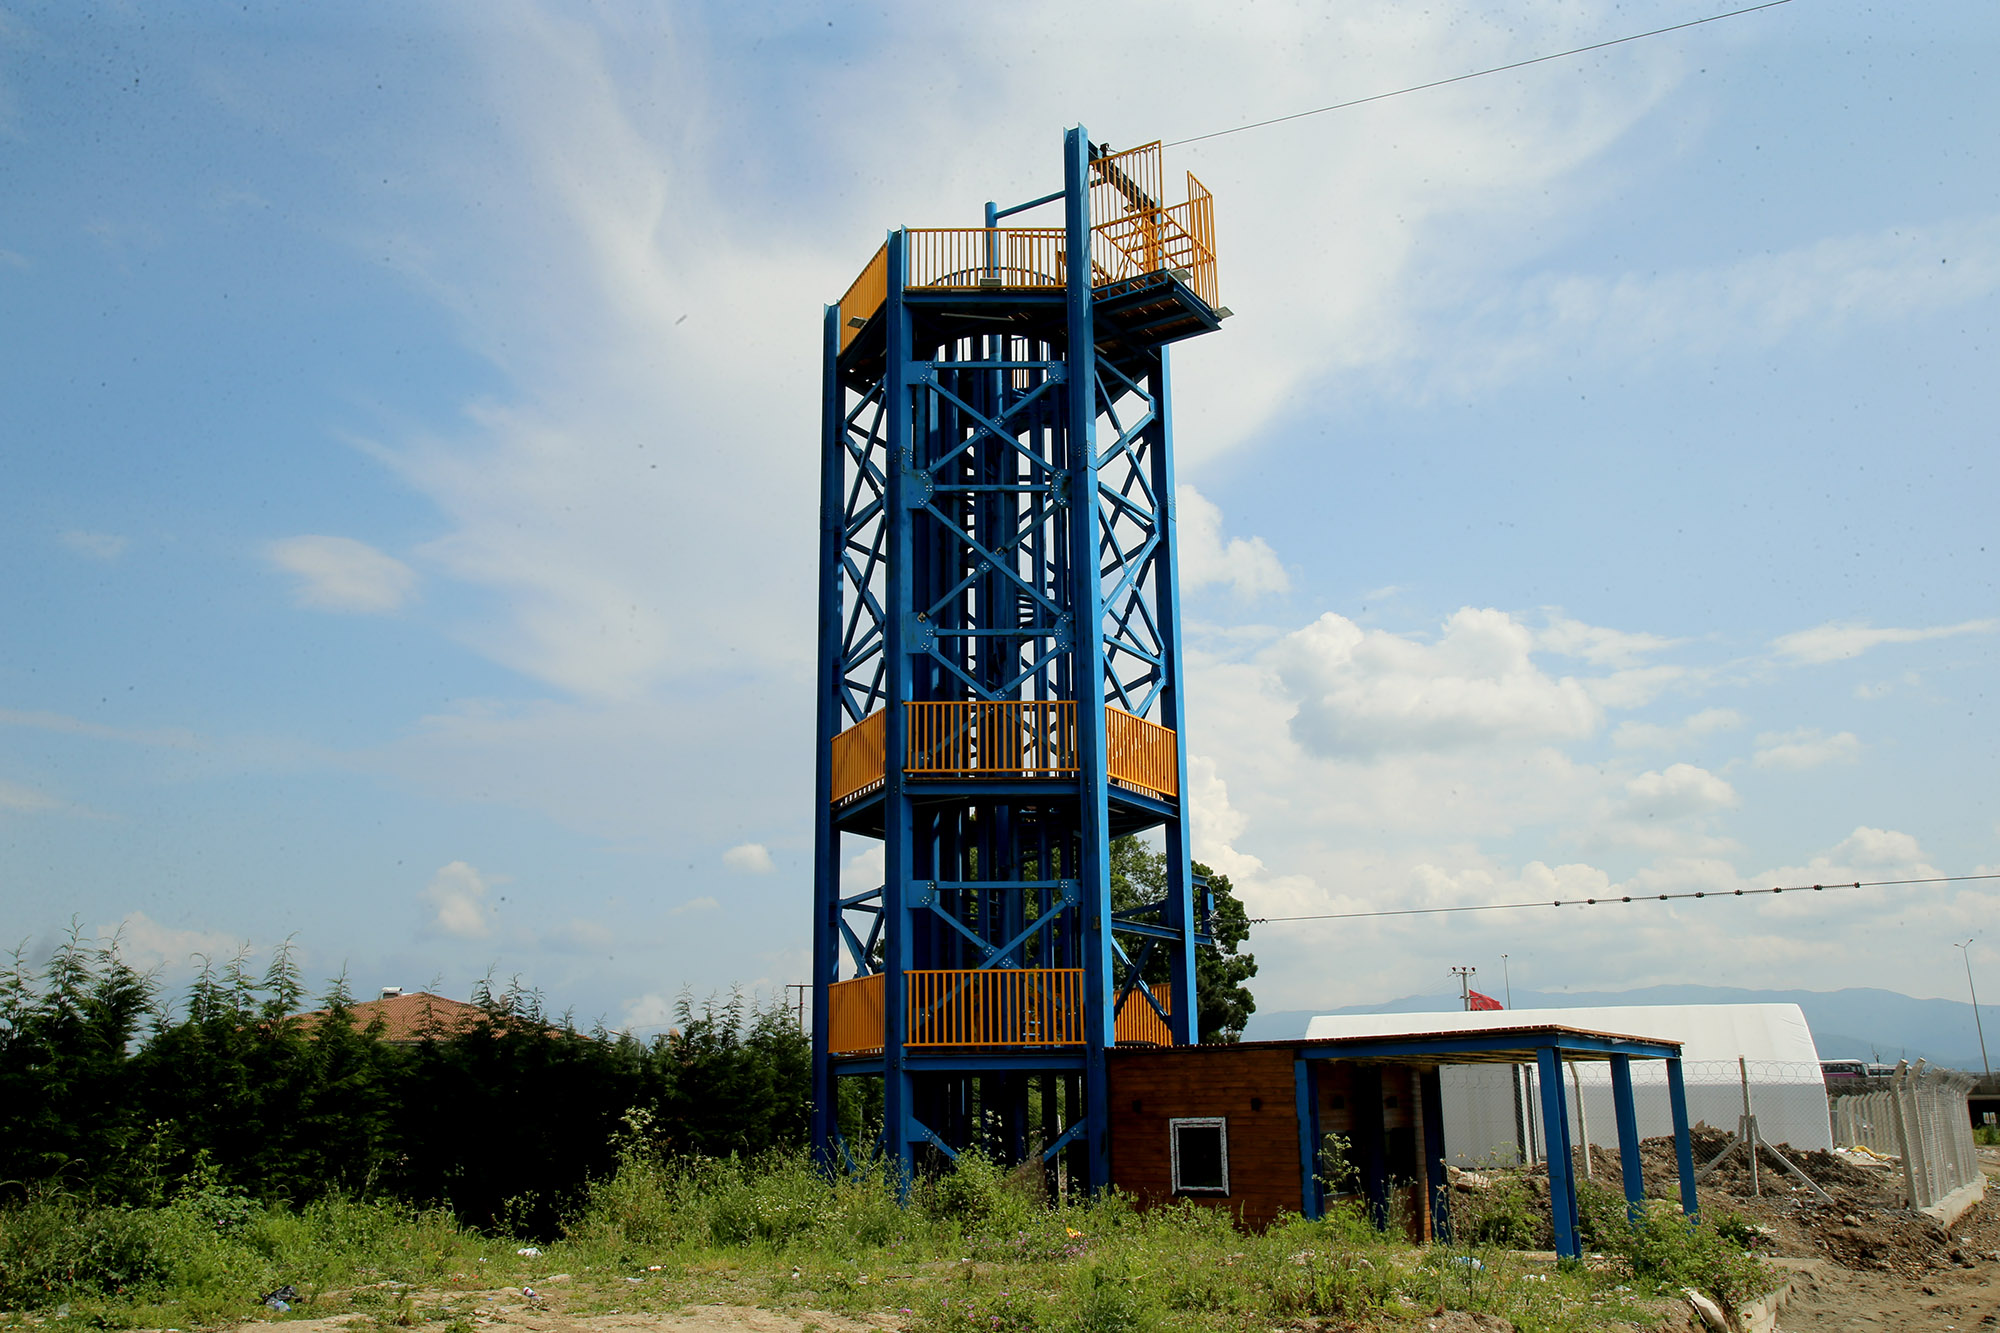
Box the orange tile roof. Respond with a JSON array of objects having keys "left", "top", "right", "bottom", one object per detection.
[{"left": 295, "top": 991, "right": 489, "bottom": 1044}]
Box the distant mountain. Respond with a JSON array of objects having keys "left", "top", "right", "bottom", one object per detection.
[{"left": 1239, "top": 984, "right": 1994, "bottom": 1073}]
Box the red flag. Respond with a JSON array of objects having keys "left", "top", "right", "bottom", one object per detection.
[{"left": 1467, "top": 990, "right": 1503, "bottom": 1011}]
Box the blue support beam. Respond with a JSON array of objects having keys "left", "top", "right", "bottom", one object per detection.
[
  {"left": 1666, "top": 1056, "right": 1700, "bottom": 1222},
  {"left": 1538, "top": 1046, "right": 1582, "bottom": 1261},
  {"left": 1609, "top": 1053, "right": 1646, "bottom": 1224},
  {"left": 810, "top": 304, "right": 844, "bottom": 1169},
  {"left": 1300, "top": 1032, "right": 1680, "bottom": 1062},
  {"left": 881, "top": 227, "right": 917, "bottom": 1187},
  {"left": 1420, "top": 1066, "right": 1451, "bottom": 1243},
  {"left": 1294, "top": 1059, "right": 1321, "bottom": 1219}
]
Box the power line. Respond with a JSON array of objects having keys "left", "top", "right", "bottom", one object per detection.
[
  {"left": 1248, "top": 871, "right": 2000, "bottom": 926},
  {"left": 1165, "top": 0, "right": 1794, "bottom": 149}
]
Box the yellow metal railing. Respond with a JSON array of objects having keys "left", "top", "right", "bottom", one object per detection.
[
  {"left": 905, "top": 228, "right": 1066, "bottom": 292},
  {"left": 908, "top": 968, "right": 1086, "bottom": 1046},
  {"left": 906, "top": 700, "right": 1077, "bottom": 777},
  {"left": 837, "top": 241, "right": 889, "bottom": 353},
  {"left": 1115, "top": 982, "right": 1173, "bottom": 1047},
  {"left": 830, "top": 708, "right": 888, "bottom": 803},
  {"left": 825, "top": 969, "right": 1173, "bottom": 1051},
  {"left": 829, "top": 703, "right": 1176, "bottom": 802},
  {"left": 832, "top": 142, "right": 1219, "bottom": 340},
  {"left": 1106, "top": 707, "right": 1178, "bottom": 798},
  {"left": 827, "top": 973, "right": 886, "bottom": 1055}
]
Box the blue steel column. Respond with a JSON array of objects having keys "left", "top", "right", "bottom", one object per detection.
[
  {"left": 1293, "top": 1058, "right": 1320, "bottom": 1219},
  {"left": 882, "top": 230, "right": 917, "bottom": 1184},
  {"left": 1537, "top": 1046, "right": 1581, "bottom": 1261},
  {"left": 1666, "top": 1056, "right": 1699, "bottom": 1221},
  {"left": 811, "top": 304, "right": 843, "bottom": 1167},
  {"left": 1149, "top": 348, "right": 1199, "bottom": 1044},
  {"left": 1609, "top": 1054, "right": 1645, "bottom": 1223},
  {"left": 1062, "top": 125, "right": 1116, "bottom": 1192},
  {"left": 1420, "top": 1066, "right": 1452, "bottom": 1242}
]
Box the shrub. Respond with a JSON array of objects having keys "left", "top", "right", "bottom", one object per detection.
[
  {"left": 1575, "top": 1180, "right": 1767, "bottom": 1305},
  {"left": 0, "top": 1194, "right": 171, "bottom": 1305}
]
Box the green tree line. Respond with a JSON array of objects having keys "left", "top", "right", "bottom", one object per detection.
[
  {"left": 0, "top": 933, "right": 806, "bottom": 1235},
  {"left": 4, "top": 840, "right": 1255, "bottom": 1232}
]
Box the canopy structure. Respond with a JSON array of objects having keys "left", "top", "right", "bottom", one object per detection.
[
  {"left": 1291, "top": 1023, "right": 1696, "bottom": 1260},
  {"left": 1307, "top": 1004, "right": 1832, "bottom": 1162}
]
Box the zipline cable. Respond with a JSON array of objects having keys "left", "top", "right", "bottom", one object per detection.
[
  {"left": 1247, "top": 870, "right": 2000, "bottom": 925},
  {"left": 1165, "top": 0, "right": 1794, "bottom": 149}
]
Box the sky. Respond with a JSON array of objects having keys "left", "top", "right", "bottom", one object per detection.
[{"left": 2, "top": 0, "right": 1996, "bottom": 1035}]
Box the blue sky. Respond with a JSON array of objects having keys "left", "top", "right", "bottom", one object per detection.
[{"left": 2, "top": 0, "right": 1995, "bottom": 1032}]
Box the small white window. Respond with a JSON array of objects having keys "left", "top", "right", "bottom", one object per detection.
[{"left": 1170, "top": 1117, "right": 1229, "bottom": 1195}]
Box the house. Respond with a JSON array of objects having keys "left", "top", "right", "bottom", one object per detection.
[
  {"left": 294, "top": 988, "right": 491, "bottom": 1045},
  {"left": 1105, "top": 1021, "right": 1700, "bottom": 1260}
]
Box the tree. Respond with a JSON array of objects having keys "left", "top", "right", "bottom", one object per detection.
[{"left": 1107, "top": 836, "right": 1258, "bottom": 1043}]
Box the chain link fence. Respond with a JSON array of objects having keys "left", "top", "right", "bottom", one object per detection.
[
  {"left": 1830, "top": 1061, "right": 1982, "bottom": 1211},
  {"left": 1436, "top": 1058, "right": 1833, "bottom": 1172}
]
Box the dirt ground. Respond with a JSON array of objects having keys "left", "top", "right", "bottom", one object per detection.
[{"left": 1644, "top": 1135, "right": 2000, "bottom": 1329}]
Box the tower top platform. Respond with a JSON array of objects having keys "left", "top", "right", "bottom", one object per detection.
[{"left": 833, "top": 141, "right": 1224, "bottom": 378}]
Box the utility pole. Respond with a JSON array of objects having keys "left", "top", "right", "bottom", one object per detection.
[
  {"left": 1451, "top": 966, "right": 1476, "bottom": 1012},
  {"left": 1956, "top": 939, "right": 1991, "bottom": 1077},
  {"left": 1501, "top": 954, "right": 1513, "bottom": 1009}
]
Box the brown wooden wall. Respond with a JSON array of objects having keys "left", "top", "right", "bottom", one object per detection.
[
  {"left": 1107, "top": 1048, "right": 1437, "bottom": 1240},
  {"left": 1106, "top": 1045, "right": 1303, "bottom": 1229}
]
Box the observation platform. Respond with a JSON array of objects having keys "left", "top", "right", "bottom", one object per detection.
[
  {"left": 826, "top": 970, "right": 1174, "bottom": 1063},
  {"left": 834, "top": 142, "right": 1225, "bottom": 382},
  {"left": 827, "top": 701, "right": 1179, "bottom": 838}
]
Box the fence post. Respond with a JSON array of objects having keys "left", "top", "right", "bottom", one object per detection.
[
  {"left": 1889, "top": 1061, "right": 1923, "bottom": 1209},
  {"left": 1570, "top": 1060, "right": 1593, "bottom": 1178}
]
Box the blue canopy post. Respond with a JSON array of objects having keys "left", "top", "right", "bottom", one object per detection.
[
  {"left": 1537, "top": 1046, "right": 1582, "bottom": 1260},
  {"left": 1609, "top": 1053, "right": 1645, "bottom": 1224},
  {"left": 1666, "top": 1055, "right": 1700, "bottom": 1222},
  {"left": 1294, "top": 1059, "right": 1322, "bottom": 1219},
  {"left": 1420, "top": 1066, "right": 1452, "bottom": 1243}
]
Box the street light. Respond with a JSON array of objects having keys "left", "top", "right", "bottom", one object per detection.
[{"left": 1955, "top": 939, "right": 1991, "bottom": 1078}]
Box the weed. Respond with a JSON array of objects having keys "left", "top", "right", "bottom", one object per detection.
[{"left": 1575, "top": 1179, "right": 1767, "bottom": 1305}]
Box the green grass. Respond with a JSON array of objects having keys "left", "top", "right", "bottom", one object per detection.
[{"left": 0, "top": 1149, "right": 1768, "bottom": 1333}]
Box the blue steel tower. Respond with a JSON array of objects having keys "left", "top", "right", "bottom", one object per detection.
[{"left": 812, "top": 128, "right": 1226, "bottom": 1190}]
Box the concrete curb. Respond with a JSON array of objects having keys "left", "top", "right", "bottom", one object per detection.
[{"left": 1920, "top": 1176, "right": 1985, "bottom": 1230}]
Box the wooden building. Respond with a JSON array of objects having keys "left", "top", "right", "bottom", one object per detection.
[{"left": 1105, "top": 1023, "right": 1704, "bottom": 1259}]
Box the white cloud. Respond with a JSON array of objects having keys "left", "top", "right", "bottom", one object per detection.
[
  {"left": 0, "top": 706, "right": 200, "bottom": 749},
  {"left": 97, "top": 911, "right": 241, "bottom": 974},
  {"left": 1177, "top": 485, "right": 1288, "bottom": 598},
  {"left": 1450, "top": 214, "right": 2000, "bottom": 391},
  {"left": 1618, "top": 764, "right": 1737, "bottom": 822},
  {"left": 1537, "top": 616, "right": 1678, "bottom": 669},
  {"left": 1828, "top": 825, "right": 1926, "bottom": 869},
  {"left": 267, "top": 535, "right": 417, "bottom": 614},
  {"left": 0, "top": 779, "right": 63, "bottom": 814},
  {"left": 1753, "top": 728, "right": 1861, "bottom": 771},
  {"left": 622, "top": 991, "right": 677, "bottom": 1032},
  {"left": 60, "top": 530, "right": 127, "bottom": 560},
  {"left": 420, "top": 860, "right": 494, "bottom": 939},
  {"left": 1614, "top": 708, "right": 1744, "bottom": 751},
  {"left": 670, "top": 896, "right": 719, "bottom": 915},
  {"left": 722, "top": 843, "right": 774, "bottom": 874},
  {"left": 1771, "top": 618, "right": 1998, "bottom": 664},
  {"left": 1273, "top": 608, "right": 1600, "bottom": 757}
]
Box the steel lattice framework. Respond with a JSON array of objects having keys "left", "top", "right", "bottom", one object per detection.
[{"left": 811, "top": 127, "right": 1226, "bottom": 1190}]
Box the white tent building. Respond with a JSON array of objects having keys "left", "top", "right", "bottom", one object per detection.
[{"left": 1304, "top": 1004, "right": 1831, "bottom": 1165}]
